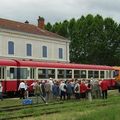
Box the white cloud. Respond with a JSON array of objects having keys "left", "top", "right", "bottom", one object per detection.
[{"left": 0, "top": 0, "right": 120, "bottom": 24}]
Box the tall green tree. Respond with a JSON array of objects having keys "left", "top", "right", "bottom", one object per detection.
[
  {"left": 45, "top": 14, "right": 120, "bottom": 65},
  {"left": 45, "top": 22, "right": 52, "bottom": 31}
]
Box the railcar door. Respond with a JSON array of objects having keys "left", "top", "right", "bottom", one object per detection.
[
  {"left": 7, "top": 67, "right": 17, "bottom": 92},
  {"left": 0, "top": 67, "right": 6, "bottom": 92}
]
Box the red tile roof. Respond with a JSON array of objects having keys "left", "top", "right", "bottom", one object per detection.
[{"left": 0, "top": 18, "right": 67, "bottom": 40}]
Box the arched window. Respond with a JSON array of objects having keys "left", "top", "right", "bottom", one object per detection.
[
  {"left": 26, "top": 44, "right": 32, "bottom": 56},
  {"left": 59, "top": 48, "right": 63, "bottom": 59},
  {"left": 42, "top": 46, "right": 47, "bottom": 58},
  {"left": 8, "top": 41, "right": 14, "bottom": 55}
]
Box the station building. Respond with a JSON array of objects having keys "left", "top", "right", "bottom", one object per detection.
[{"left": 0, "top": 16, "right": 70, "bottom": 62}]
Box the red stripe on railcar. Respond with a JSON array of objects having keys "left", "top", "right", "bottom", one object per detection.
[{"left": 16, "top": 60, "right": 113, "bottom": 70}]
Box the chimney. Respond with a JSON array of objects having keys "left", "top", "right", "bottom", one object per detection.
[
  {"left": 25, "top": 20, "right": 29, "bottom": 24},
  {"left": 38, "top": 16, "right": 45, "bottom": 29}
]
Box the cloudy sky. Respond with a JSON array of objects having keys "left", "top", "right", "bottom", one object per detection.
[{"left": 0, "top": 0, "right": 120, "bottom": 25}]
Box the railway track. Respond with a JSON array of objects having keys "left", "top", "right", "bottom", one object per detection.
[
  {"left": 0, "top": 101, "right": 64, "bottom": 112},
  {"left": 0, "top": 101, "right": 64, "bottom": 120},
  {"left": 0, "top": 111, "right": 61, "bottom": 120},
  {"left": 0, "top": 99, "right": 119, "bottom": 120}
]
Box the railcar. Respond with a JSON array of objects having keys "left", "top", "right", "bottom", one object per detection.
[
  {"left": 113, "top": 67, "right": 120, "bottom": 81},
  {"left": 112, "top": 67, "right": 120, "bottom": 89},
  {"left": 0, "top": 59, "right": 116, "bottom": 95}
]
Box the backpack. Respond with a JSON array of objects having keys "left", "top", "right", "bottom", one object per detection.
[
  {"left": 64, "top": 85, "right": 67, "bottom": 90},
  {"left": 75, "top": 85, "right": 79, "bottom": 91}
]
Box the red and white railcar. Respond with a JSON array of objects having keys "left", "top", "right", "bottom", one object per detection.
[{"left": 0, "top": 59, "right": 115, "bottom": 94}]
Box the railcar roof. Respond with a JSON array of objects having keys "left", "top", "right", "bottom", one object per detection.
[
  {"left": 112, "top": 67, "right": 120, "bottom": 70},
  {"left": 0, "top": 59, "right": 17, "bottom": 66},
  {"left": 19, "top": 61, "right": 113, "bottom": 70},
  {"left": 0, "top": 59, "right": 113, "bottom": 70}
]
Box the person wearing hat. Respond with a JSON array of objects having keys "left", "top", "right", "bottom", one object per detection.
[{"left": 0, "top": 81, "right": 3, "bottom": 101}]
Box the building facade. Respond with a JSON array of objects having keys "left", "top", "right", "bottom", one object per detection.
[{"left": 0, "top": 17, "right": 70, "bottom": 62}]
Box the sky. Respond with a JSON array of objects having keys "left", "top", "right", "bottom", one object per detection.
[{"left": 0, "top": 0, "right": 120, "bottom": 25}]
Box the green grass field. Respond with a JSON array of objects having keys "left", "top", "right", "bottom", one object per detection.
[{"left": 0, "top": 90, "right": 120, "bottom": 120}]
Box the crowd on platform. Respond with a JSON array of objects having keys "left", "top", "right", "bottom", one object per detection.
[{"left": 17, "top": 78, "right": 109, "bottom": 103}]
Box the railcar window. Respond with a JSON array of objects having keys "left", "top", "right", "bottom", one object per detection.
[
  {"left": 0, "top": 67, "right": 5, "bottom": 80},
  {"left": 30, "top": 68, "right": 35, "bottom": 79},
  {"left": 74, "top": 70, "right": 80, "bottom": 78},
  {"left": 100, "top": 71, "right": 104, "bottom": 78},
  {"left": 17, "top": 68, "right": 28, "bottom": 79},
  {"left": 0, "top": 68, "right": 1, "bottom": 79},
  {"left": 88, "top": 71, "right": 94, "bottom": 78},
  {"left": 10, "top": 68, "right": 17, "bottom": 79},
  {"left": 106, "top": 71, "right": 109, "bottom": 79},
  {"left": 66, "top": 70, "right": 72, "bottom": 78},
  {"left": 109, "top": 71, "right": 112, "bottom": 78},
  {"left": 38, "top": 69, "right": 47, "bottom": 79},
  {"left": 48, "top": 69, "right": 55, "bottom": 78},
  {"left": 20, "top": 68, "right": 28, "bottom": 79},
  {"left": 113, "top": 70, "right": 119, "bottom": 77},
  {"left": 80, "top": 70, "right": 86, "bottom": 78},
  {"left": 0, "top": 67, "right": 5, "bottom": 79},
  {"left": 58, "top": 69, "right": 65, "bottom": 78},
  {"left": 2, "top": 68, "right": 4, "bottom": 79},
  {"left": 94, "top": 71, "right": 99, "bottom": 78}
]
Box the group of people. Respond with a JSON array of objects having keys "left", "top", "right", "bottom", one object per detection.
[
  {"left": 18, "top": 78, "right": 109, "bottom": 103},
  {"left": 73, "top": 79, "right": 109, "bottom": 101},
  {"left": 0, "top": 78, "right": 109, "bottom": 102}
]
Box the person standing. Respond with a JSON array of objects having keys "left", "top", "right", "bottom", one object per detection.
[
  {"left": 18, "top": 81, "right": 26, "bottom": 99},
  {"left": 59, "top": 81, "right": 67, "bottom": 100},
  {"left": 24, "top": 81, "right": 29, "bottom": 99},
  {"left": 52, "top": 82, "right": 59, "bottom": 100},
  {"left": 80, "top": 80, "right": 87, "bottom": 99},
  {"left": 34, "top": 81, "right": 47, "bottom": 104},
  {"left": 87, "top": 80, "right": 92, "bottom": 102},
  {"left": 0, "top": 81, "right": 3, "bottom": 101},
  {"left": 74, "top": 80, "right": 80, "bottom": 99},
  {"left": 100, "top": 80, "right": 108, "bottom": 99},
  {"left": 66, "top": 81, "right": 72, "bottom": 99},
  {"left": 44, "top": 80, "right": 51, "bottom": 102},
  {"left": 40, "top": 80, "right": 46, "bottom": 98}
]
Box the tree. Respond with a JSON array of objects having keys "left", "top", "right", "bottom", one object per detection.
[
  {"left": 45, "top": 22, "right": 52, "bottom": 31},
  {"left": 45, "top": 14, "right": 120, "bottom": 65}
]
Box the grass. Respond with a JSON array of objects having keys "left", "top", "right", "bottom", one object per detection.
[{"left": 0, "top": 90, "right": 120, "bottom": 120}]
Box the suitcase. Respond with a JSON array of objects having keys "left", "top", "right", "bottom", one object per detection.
[{"left": 22, "top": 99, "right": 33, "bottom": 105}]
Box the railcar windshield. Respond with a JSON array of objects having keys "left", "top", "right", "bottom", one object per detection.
[{"left": 113, "top": 70, "right": 119, "bottom": 77}]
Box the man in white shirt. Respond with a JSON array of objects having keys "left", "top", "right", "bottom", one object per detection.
[
  {"left": 0, "top": 81, "right": 3, "bottom": 101},
  {"left": 18, "top": 81, "right": 26, "bottom": 99}
]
